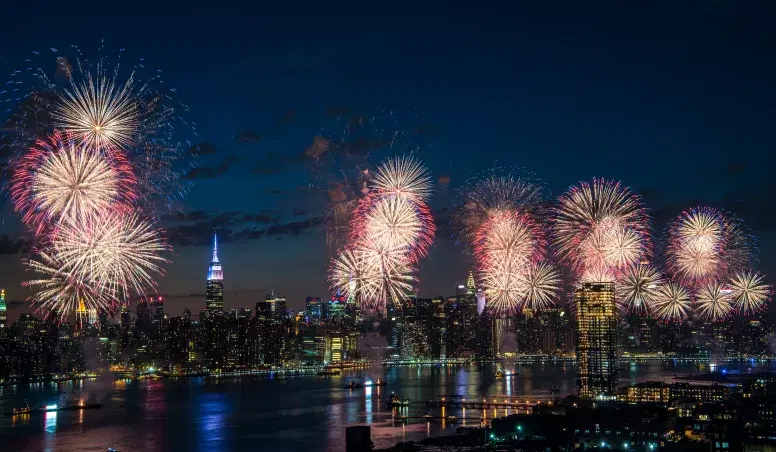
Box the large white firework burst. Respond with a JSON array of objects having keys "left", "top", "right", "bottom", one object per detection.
[
  {"left": 653, "top": 282, "right": 692, "bottom": 323},
  {"left": 552, "top": 178, "right": 649, "bottom": 273},
  {"left": 329, "top": 247, "right": 380, "bottom": 303},
  {"left": 729, "top": 270, "right": 770, "bottom": 315},
  {"left": 24, "top": 250, "right": 113, "bottom": 321},
  {"left": 52, "top": 211, "right": 169, "bottom": 298},
  {"left": 519, "top": 262, "right": 561, "bottom": 311},
  {"left": 695, "top": 282, "right": 734, "bottom": 322},
  {"left": 11, "top": 131, "right": 136, "bottom": 228},
  {"left": 371, "top": 155, "right": 432, "bottom": 202},
  {"left": 53, "top": 69, "right": 139, "bottom": 150},
  {"left": 362, "top": 195, "right": 431, "bottom": 259},
  {"left": 616, "top": 263, "right": 663, "bottom": 313},
  {"left": 474, "top": 210, "right": 546, "bottom": 313}
]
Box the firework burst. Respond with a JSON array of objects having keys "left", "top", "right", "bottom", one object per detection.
[
  {"left": 328, "top": 247, "right": 379, "bottom": 303},
  {"left": 53, "top": 69, "right": 139, "bottom": 150},
  {"left": 652, "top": 282, "right": 692, "bottom": 323},
  {"left": 51, "top": 211, "right": 169, "bottom": 299},
  {"left": 695, "top": 282, "right": 734, "bottom": 322},
  {"left": 371, "top": 155, "right": 432, "bottom": 202},
  {"left": 2, "top": 47, "right": 197, "bottom": 216},
  {"left": 666, "top": 207, "right": 751, "bottom": 286},
  {"left": 23, "top": 250, "right": 113, "bottom": 321},
  {"left": 11, "top": 131, "right": 136, "bottom": 229},
  {"left": 729, "top": 270, "right": 770, "bottom": 315},
  {"left": 328, "top": 155, "right": 433, "bottom": 313},
  {"left": 453, "top": 171, "right": 546, "bottom": 245},
  {"left": 361, "top": 194, "right": 435, "bottom": 261},
  {"left": 616, "top": 264, "right": 662, "bottom": 313},
  {"left": 552, "top": 178, "right": 649, "bottom": 274},
  {"left": 474, "top": 210, "right": 548, "bottom": 313},
  {"left": 520, "top": 262, "right": 561, "bottom": 311}
]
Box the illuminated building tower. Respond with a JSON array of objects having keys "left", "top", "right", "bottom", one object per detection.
[
  {"left": 206, "top": 234, "right": 224, "bottom": 312},
  {"left": 76, "top": 299, "right": 88, "bottom": 325},
  {"left": 0, "top": 289, "right": 6, "bottom": 329},
  {"left": 466, "top": 271, "right": 476, "bottom": 296},
  {"left": 574, "top": 282, "right": 618, "bottom": 399}
]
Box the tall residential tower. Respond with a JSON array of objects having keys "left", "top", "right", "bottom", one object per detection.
[
  {"left": 574, "top": 282, "right": 618, "bottom": 399},
  {"left": 206, "top": 234, "right": 224, "bottom": 311}
]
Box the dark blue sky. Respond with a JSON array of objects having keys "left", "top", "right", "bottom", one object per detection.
[{"left": 1, "top": 1, "right": 775, "bottom": 319}]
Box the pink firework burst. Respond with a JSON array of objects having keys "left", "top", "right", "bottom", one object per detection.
[{"left": 11, "top": 131, "right": 136, "bottom": 231}]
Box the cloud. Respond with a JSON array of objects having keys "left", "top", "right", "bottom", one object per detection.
[
  {"left": 264, "top": 217, "right": 323, "bottom": 237},
  {"left": 164, "top": 210, "right": 310, "bottom": 246},
  {"left": 304, "top": 136, "right": 331, "bottom": 159},
  {"left": 163, "top": 210, "right": 211, "bottom": 222},
  {"left": 242, "top": 213, "right": 278, "bottom": 224},
  {"left": 184, "top": 155, "right": 239, "bottom": 180}
]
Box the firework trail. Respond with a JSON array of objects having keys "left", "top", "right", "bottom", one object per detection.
[
  {"left": 11, "top": 131, "right": 136, "bottom": 230},
  {"left": 728, "top": 270, "right": 770, "bottom": 315},
  {"left": 695, "top": 282, "right": 734, "bottom": 322},
  {"left": 653, "top": 282, "right": 692, "bottom": 323}
]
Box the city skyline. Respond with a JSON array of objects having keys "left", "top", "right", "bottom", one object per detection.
[{"left": 1, "top": 3, "right": 776, "bottom": 321}]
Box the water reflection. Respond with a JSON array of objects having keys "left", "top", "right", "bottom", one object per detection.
[
  {"left": 44, "top": 410, "right": 57, "bottom": 433},
  {"left": 1, "top": 361, "right": 772, "bottom": 452},
  {"left": 198, "top": 393, "right": 227, "bottom": 451}
]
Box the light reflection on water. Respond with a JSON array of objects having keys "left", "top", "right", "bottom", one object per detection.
[{"left": 0, "top": 361, "right": 772, "bottom": 451}]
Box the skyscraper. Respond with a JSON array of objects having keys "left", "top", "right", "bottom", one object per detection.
[
  {"left": 574, "top": 282, "right": 618, "bottom": 399},
  {"left": 0, "top": 289, "right": 6, "bottom": 330},
  {"left": 206, "top": 234, "right": 224, "bottom": 312}
]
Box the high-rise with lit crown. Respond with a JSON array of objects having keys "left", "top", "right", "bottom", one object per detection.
[
  {"left": 0, "top": 289, "right": 6, "bottom": 329},
  {"left": 206, "top": 234, "right": 224, "bottom": 312},
  {"left": 574, "top": 282, "right": 618, "bottom": 399}
]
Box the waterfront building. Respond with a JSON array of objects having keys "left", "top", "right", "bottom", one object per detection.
[
  {"left": 302, "top": 327, "right": 326, "bottom": 364},
  {"left": 574, "top": 282, "right": 618, "bottom": 399},
  {"left": 325, "top": 330, "right": 345, "bottom": 363},
  {"left": 305, "top": 297, "right": 325, "bottom": 325},
  {"left": 206, "top": 234, "right": 224, "bottom": 312}
]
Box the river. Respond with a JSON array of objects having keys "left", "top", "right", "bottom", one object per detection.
[{"left": 0, "top": 360, "right": 770, "bottom": 451}]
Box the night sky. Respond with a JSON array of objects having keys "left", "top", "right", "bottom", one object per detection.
[{"left": 1, "top": 2, "right": 775, "bottom": 320}]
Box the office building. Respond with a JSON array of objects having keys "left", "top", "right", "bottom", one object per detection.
[{"left": 575, "top": 282, "right": 618, "bottom": 399}]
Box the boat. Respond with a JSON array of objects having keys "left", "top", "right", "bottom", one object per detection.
[
  {"left": 495, "top": 371, "right": 504, "bottom": 378},
  {"left": 7, "top": 402, "right": 102, "bottom": 416},
  {"left": 387, "top": 392, "right": 410, "bottom": 407},
  {"left": 317, "top": 369, "right": 341, "bottom": 376},
  {"left": 345, "top": 379, "right": 387, "bottom": 390},
  {"left": 504, "top": 371, "right": 518, "bottom": 377}
]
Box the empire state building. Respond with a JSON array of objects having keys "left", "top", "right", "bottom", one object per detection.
[{"left": 206, "top": 234, "right": 224, "bottom": 311}]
